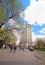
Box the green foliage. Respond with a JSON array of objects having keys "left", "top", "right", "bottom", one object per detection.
[
  {"left": 0, "top": 0, "right": 24, "bottom": 28},
  {"left": 0, "top": 0, "right": 24, "bottom": 44},
  {"left": 34, "top": 38, "right": 45, "bottom": 52},
  {"left": 18, "top": 19, "right": 25, "bottom": 31},
  {"left": 36, "top": 48, "right": 45, "bottom": 52},
  {"left": 0, "top": 28, "right": 16, "bottom": 44},
  {"left": 0, "top": 5, "right": 6, "bottom": 22},
  {"left": 5, "top": 36, "right": 11, "bottom": 43},
  {"left": 39, "top": 48, "right": 45, "bottom": 51}
]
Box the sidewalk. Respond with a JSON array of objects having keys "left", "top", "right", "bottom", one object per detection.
[{"left": 34, "top": 50, "right": 45, "bottom": 65}]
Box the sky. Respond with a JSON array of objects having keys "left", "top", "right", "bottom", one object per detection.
[
  {"left": 3, "top": 0, "right": 45, "bottom": 42},
  {"left": 21, "top": 0, "right": 45, "bottom": 41}
]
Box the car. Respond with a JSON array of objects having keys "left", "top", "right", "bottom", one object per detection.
[{"left": 28, "top": 45, "right": 34, "bottom": 51}]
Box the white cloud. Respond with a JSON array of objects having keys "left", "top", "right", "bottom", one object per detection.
[
  {"left": 32, "top": 31, "right": 45, "bottom": 41},
  {"left": 39, "top": 28, "right": 45, "bottom": 33},
  {"left": 20, "top": 11, "right": 25, "bottom": 17},
  {"left": 32, "top": 32, "right": 40, "bottom": 41},
  {"left": 8, "top": 19, "right": 15, "bottom": 26},
  {"left": 24, "top": 0, "right": 45, "bottom": 25},
  {"left": 8, "top": 19, "right": 20, "bottom": 29}
]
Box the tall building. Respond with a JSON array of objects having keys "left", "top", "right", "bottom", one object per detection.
[{"left": 20, "top": 24, "right": 32, "bottom": 47}]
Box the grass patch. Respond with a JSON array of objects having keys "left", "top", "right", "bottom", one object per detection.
[{"left": 36, "top": 48, "right": 45, "bottom": 51}]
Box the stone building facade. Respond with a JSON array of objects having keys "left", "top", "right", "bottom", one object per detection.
[{"left": 20, "top": 24, "right": 32, "bottom": 47}]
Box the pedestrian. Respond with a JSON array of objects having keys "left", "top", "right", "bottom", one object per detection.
[
  {"left": 12, "top": 43, "right": 17, "bottom": 53},
  {"left": 19, "top": 45, "right": 22, "bottom": 51},
  {"left": 14, "top": 45, "right": 17, "bottom": 52},
  {"left": 10, "top": 45, "right": 13, "bottom": 52}
]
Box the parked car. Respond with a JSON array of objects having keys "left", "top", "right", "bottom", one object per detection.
[{"left": 28, "top": 45, "right": 34, "bottom": 51}]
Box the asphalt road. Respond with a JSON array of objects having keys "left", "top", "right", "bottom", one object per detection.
[{"left": 0, "top": 48, "right": 41, "bottom": 65}]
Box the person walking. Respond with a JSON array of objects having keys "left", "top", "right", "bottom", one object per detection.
[
  {"left": 10, "top": 44, "right": 13, "bottom": 52},
  {"left": 14, "top": 45, "right": 17, "bottom": 52},
  {"left": 12, "top": 43, "right": 17, "bottom": 53}
]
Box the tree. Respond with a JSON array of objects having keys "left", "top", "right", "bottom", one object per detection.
[
  {"left": 0, "top": 0, "right": 24, "bottom": 43},
  {"left": 0, "top": 0, "right": 24, "bottom": 29},
  {"left": 35, "top": 38, "right": 45, "bottom": 49}
]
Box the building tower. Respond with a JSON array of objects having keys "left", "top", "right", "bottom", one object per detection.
[{"left": 20, "top": 24, "right": 32, "bottom": 47}]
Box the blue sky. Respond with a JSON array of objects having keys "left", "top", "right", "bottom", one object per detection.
[
  {"left": 21, "top": 0, "right": 45, "bottom": 41},
  {"left": 21, "top": 0, "right": 30, "bottom": 9},
  {"left": 4, "top": 0, "right": 45, "bottom": 41}
]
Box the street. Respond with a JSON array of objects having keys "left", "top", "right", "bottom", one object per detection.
[{"left": 0, "top": 48, "right": 41, "bottom": 65}]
